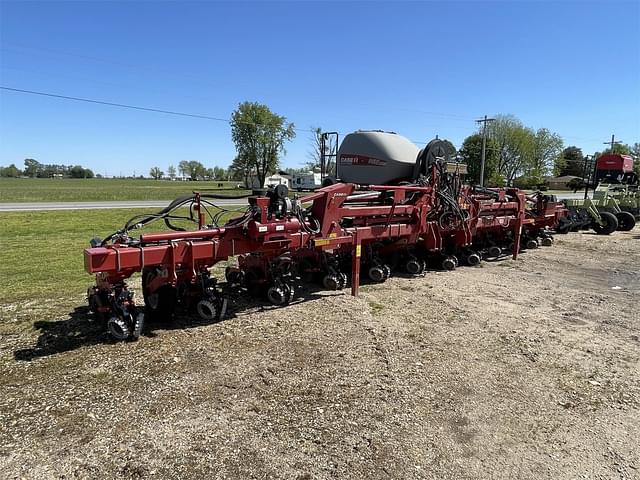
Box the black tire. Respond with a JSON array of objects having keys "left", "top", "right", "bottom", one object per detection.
[
  {"left": 591, "top": 211, "right": 618, "bottom": 235},
  {"left": 615, "top": 211, "right": 636, "bottom": 231}
]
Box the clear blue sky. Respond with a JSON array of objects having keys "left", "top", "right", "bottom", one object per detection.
[{"left": 1, "top": 0, "right": 638, "bottom": 176}]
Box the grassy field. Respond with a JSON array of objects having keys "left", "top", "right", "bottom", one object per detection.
[
  {"left": 0, "top": 178, "right": 249, "bottom": 202},
  {"left": 0, "top": 208, "right": 242, "bottom": 305}
]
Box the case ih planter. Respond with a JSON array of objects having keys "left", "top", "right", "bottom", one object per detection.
[{"left": 84, "top": 132, "right": 569, "bottom": 340}]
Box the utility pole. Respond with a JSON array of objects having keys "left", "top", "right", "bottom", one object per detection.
[
  {"left": 476, "top": 115, "right": 495, "bottom": 186},
  {"left": 604, "top": 134, "right": 622, "bottom": 153}
]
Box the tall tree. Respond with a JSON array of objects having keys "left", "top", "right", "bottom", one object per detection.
[
  {"left": 602, "top": 143, "right": 631, "bottom": 155},
  {"left": 458, "top": 133, "right": 499, "bottom": 185},
  {"left": 230, "top": 102, "right": 296, "bottom": 187},
  {"left": 487, "top": 115, "right": 537, "bottom": 185},
  {"left": 213, "top": 166, "right": 226, "bottom": 180},
  {"left": 23, "top": 158, "right": 41, "bottom": 177},
  {"left": 167, "top": 165, "right": 176, "bottom": 180},
  {"left": 530, "top": 128, "right": 563, "bottom": 178},
  {"left": 149, "top": 167, "right": 164, "bottom": 180},
  {"left": 555, "top": 146, "right": 585, "bottom": 177}
]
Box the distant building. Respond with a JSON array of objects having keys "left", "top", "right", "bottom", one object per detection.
[
  {"left": 545, "top": 175, "right": 580, "bottom": 190},
  {"left": 249, "top": 173, "right": 292, "bottom": 189}
]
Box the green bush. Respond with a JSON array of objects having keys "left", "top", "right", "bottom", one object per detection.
[
  {"left": 513, "top": 176, "right": 544, "bottom": 189},
  {"left": 487, "top": 174, "right": 506, "bottom": 187},
  {"left": 567, "top": 177, "right": 585, "bottom": 190}
]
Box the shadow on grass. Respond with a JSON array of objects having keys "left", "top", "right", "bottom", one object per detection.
[{"left": 13, "top": 284, "right": 340, "bottom": 361}]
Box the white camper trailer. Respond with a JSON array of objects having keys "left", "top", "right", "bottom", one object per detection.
[{"left": 291, "top": 172, "right": 322, "bottom": 191}]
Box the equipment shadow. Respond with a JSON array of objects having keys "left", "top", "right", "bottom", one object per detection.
[{"left": 13, "top": 284, "right": 342, "bottom": 361}]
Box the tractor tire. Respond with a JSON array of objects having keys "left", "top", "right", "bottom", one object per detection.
[
  {"left": 615, "top": 211, "right": 636, "bottom": 231},
  {"left": 591, "top": 211, "right": 618, "bottom": 235}
]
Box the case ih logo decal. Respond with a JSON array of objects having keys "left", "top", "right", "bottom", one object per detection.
[{"left": 339, "top": 154, "right": 387, "bottom": 166}]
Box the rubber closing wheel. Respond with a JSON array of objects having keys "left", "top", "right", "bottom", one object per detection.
[
  {"left": 322, "top": 274, "right": 340, "bottom": 291},
  {"left": 368, "top": 266, "right": 386, "bottom": 283},
  {"left": 108, "top": 316, "right": 130, "bottom": 341},
  {"left": 592, "top": 211, "right": 618, "bottom": 235},
  {"left": 267, "top": 286, "right": 286, "bottom": 305},
  {"left": 405, "top": 258, "right": 423, "bottom": 275},
  {"left": 196, "top": 299, "right": 217, "bottom": 321},
  {"left": 615, "top": 211, "right": 636, "bottom": 231},
  {"left": 525, "top": 239, "right": 539, "bottom": 249},
  {"left": 541, "top": 237, "right": 554, "bottom": 247},
  {"left": 466, "top": 252, "right": 481, "bottom": 266}
]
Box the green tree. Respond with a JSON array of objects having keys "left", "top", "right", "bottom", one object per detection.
[
  {"left": 178, "top": 160, "right": 205, "bottom": 180},
  {"left": 555, "top": 146, "right": 585, "bottom": 177},
  {"left": 149, "top": 167, "right": 164, "bottom": 180},
  {"left": 0, "top": 164, "right": 21, "bottom": 177},
  {"left": 458, "top": 133, "right": 499, "bottom": 185},
  {"left": 213, "top": 166, "right": 226, "bottom": 180},
  {"left": 531, "top": 128, "right": 563, "bottom": 178},
  {"left": 23, "top": 158, "right": 41, "bottom": 177},
  {"left": 70, "top": 165, "right": 86, "bottom": 178},
  {"left": 230, "top": 101, "right": 296, "bottom": 188},
  {"left": 167, "top": 165, "right": 176, "bottom": 180},
  {"left": 602, "top": 143, "right": 631, "bottom": 155},
  {"left": 488, "top": 115, "right": 536, "bottom": 185}
]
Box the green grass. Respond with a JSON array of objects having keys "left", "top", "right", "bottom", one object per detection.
[
  {"left": 0, "top": 208, "right": 243, "bottom": 305},
  {"left": 0, "top": 178, "right": 249, "bottom": 203}
]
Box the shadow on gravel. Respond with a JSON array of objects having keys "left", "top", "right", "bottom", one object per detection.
[
  {"left": 13, "top": 285, "right": 337, "bottom": 361},
  {"left": 14, "top": 306, "right": 108, "bottom": 361}
]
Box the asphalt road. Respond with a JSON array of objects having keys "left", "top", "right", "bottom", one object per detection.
[{"left": 0, "top": 191, "right": 591, "bottom": 212}]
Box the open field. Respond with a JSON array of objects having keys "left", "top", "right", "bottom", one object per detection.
[
  {"left": 0, "top": 208, "right": 243, "bottom": 304},
  {"left": 0, "top": 178, "right": 248, "bottom": 203},
  {"left": 0, "top": 217, "right": 638, "bottom": 478}
]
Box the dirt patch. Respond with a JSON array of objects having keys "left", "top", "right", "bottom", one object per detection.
[{"left": 1, "top": 231, "right": 639, "bottom": 479}]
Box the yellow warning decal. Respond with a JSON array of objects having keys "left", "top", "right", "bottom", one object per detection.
[
  {"left": 329, "top": 232, "right": 337, "bottom": 238},
  {"left": 314, "top": 239, "right": 330, "bottom": 247},
  {"left": 356, "top": 245, "right": 361, "bottom": 257}
]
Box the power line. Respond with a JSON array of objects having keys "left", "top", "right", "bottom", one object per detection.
[
  {"left": 2, "top": 42, "right": 478, "bottom": 123},
  {"left": 0, "top": 86, "right": 317, "bottom": 133},
  {"left": 0, "top": 86, "right": 230, "bottom": 121},
  {"left": 0, "top": 85, "right": 445, "bottom": 144}
]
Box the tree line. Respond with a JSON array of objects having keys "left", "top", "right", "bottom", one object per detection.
[
  {"left": 148, "top": 162, "right": 231, "bottom": 181},
  {"left": 0, "top": 158, "right": 94, "bottom": 178},
  {"left": 459, "top": 115, "right": 639, "bottom": 188}
]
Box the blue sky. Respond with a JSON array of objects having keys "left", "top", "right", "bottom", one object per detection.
[{"left": 1, "top": 0, "right": 639, "bottom": 176}]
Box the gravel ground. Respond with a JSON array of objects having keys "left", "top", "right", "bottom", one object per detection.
[{"left": 0, "top": 230, "right": 639, "bottom": 479}]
